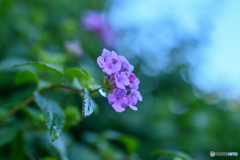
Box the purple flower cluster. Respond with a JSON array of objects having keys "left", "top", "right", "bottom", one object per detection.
[
  {"left": 82, "top": 11, "right": 115, "bottom": 48},
  {"left": 97, "top": 49, "right": 142, "bottom": 112}
]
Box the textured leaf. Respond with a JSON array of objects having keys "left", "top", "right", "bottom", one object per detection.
[
  {"left": 13, "top": 61, "right": 63, "bottom": 76},
  {"left": 82, "top": 87, "right": 96, "bottom": 118},
  {"left": 14, "top": 70, "right": 38, "bottom": 85},
  {"left": 34, "top": 92, "right": 65, "bottom": 141},
  {"left": 151, "top": 149, "right": 193, "bottom": 160}
]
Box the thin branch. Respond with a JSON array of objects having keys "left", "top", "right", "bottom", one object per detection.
[
  {"left": 0, "top": 84, "right": 101, "bottom": 124},
  {"left": 0, "top": 96, "right": 34, "bottom": 124},
  {"left": 59, "top": 84, "right": 83, "bottom": 93},
  {"left": 0, "top": 84, "right": 60, "bottom": 124},
  {"left": 89, "top": 87, "right": 102, "bottom": 93}
]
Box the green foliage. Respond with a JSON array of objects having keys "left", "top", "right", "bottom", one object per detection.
[
  {"left": 151, "top": 149, "right": 193, "bottom": 160},
  {"left": 40, "top": 157, "right": 57, "bottom": 160},
  {"left": 64, "top": 106, "right": 81, "bottom": 129},
  {"left": 11, "top": 131, "right": 27, "bottom": 160},
  {"left": 14, "top": 70, "right": 38, "bottom": 85},
  {"left": 82, "top": 87, "right": 97, "bottom": 118},
  {"left": 69, "top": 144, "right": 101, "bottom": 160},
  {"left": 103, "top": 130, "right": 140, "bottom": 154},
  {"left": 64, "top": 68, "right": 92, "bottom": 87},
  {"left": 0, "top": 126, "right": 19, "bottom": 148},
  {"left": 13, "top": 61, "right": 64, "bottom": 76},
  {"left": 34, "top": 92, "right": 65, "bottom": 141},
  {"left": 1, "top": 0, "right": 239, "bottom": 159}
]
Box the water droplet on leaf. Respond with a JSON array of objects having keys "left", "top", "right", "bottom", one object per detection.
[
  {"left": 50, "top": 125, "right": 60, "bottom": 141},
  {"left": 99, "top": 88, "right": 108, "bottom": 97}
]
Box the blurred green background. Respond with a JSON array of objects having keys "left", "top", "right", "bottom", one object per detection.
[{"left": 0, "top": 0, "right": 239, "bottom": 160}]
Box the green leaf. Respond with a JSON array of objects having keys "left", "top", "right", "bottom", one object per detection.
[
  {"left": 34, "top": 92, "right": 65, "bottom": 141},
  {"left": 14, "top": 70, "right": 38, "bottom": 85},
  {"left": 82, "top": 69, "right": 92, "bottom": 84},
  {"left": 37, "top": 80, "right": 52, "bottom": 90},
  {"left": 39, "top": 51, "right": 68, "bottom": 65},
  {"left": 11, "top": 131, "right": 27, "bottom": 160},
  {"left": 40, "top": 157, "right": 57, "bottom": 160},
  {"left": 13, "top": 61, "right": 63, "bottom": 76},
  {"left": 64, "top": 68, "right": 92, "bottom": 87},
  {"left": 104, "top": 130, "right": 140, "bottom": 154},
  {"left": 69, "top": 144, "right": 101, "bottom": 160},
  {"left": 51, "top": 134, "right": 69, "bottom": 160},
  {"left": 82, "top": 87, "right": 96, "bottom": 118},
  {"left": 64, "top": 106, "right": 81, "bottom": 129},
  {"left": 151, "top": 149, "right": 193, "bottom": 160},
  {"left": 0, "top": 126, "right": 19, "bottom": 148}
]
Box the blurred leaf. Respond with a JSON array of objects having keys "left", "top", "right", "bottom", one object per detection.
[
  {"left": 51, "top": 134, "right": 69, "bottom": 160},
  {"left": 37, "top": 80, "right": 52, "bottom": 90},
  {"left": 11, "top": 131, "right": 27, "bottom": 160},
  {"left": 0, "top": 57, "right": 28, "bottom": 71},
  {"left": 64, "top": 106, "right": 81, "bottom": 129},
  {"left": 60, "top": 18, "right": 79, "bottom": 35},
  {"left": 82, "top": 87, "right": 96, "bottom": 118},
  {"left": 64, "top": 68, "right": 93, "bottom": 87},
  {"left": 0, "top": 108, "right": 8, "bottom": 117},
  {"left": 69, "top": 144, "right": 101, "bottom": 160},
  {"left": 104, "top": 130, "right": 140, "bottom": 154},
  {"left": 0, "top": 126, "right": 19, "bottom": 148},
  {"left": 72, "top": 77, "right": 83, "bottom": 89},
  {"left": 21, "top": 106, "right": 42, "bottom": 121},
  {"left": 14, "top": 70, "right": 38, "bottom": 85},
  {"left": 39, "top": 51, "right": 68, "bottom": 65},
  {"left": 151, "top": 149, "right": 193, "bottom": 160},
  {"left": 40, "top": 157, "right": 57, "bottom": 160},
  {"left": 13, "top": 61, "right": 64, "bottom": 76},
  {"left": 34, "top": 92, "right": 65, "bottom": 141},
  {"left": 82, "top": 69, "right": 93, "bottom": 84}
]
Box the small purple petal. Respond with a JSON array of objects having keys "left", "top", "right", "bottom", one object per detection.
[
  {"left": 121, "top": 96, "right": 130, "bottom": 107},
  {"left": 108, "top": 94, "right": 117, "bottom": 105},
  {"left": 111, "top": 62, "right": 121, "bottom": 73},
  {"left": 114, "top": 72, "right": 130, "bottom": 89},
  {"left": 129, "top": 78, "right": 140, "bottom": 90},
  {"left": 102, "top": 48, "right": 111, "bottom": 59},
  {"left": 111, "top": 51, "right": 119, "bottom": 60},
  {"left": 97, "top": 56, "right": 105, "bottom": 68},
  {"left": 112, "top": 88, "right": 127, "bottom": 97},
  {"left": 112, "top": 102, "right": 125, "bottom": 112},
  {"left": 129, "top": 105, "right": 138, "bottom": 111},
  {"left": 119, "top": 55, "right": 134, "bottom": 72}
]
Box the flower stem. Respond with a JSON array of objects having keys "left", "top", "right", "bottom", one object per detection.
[{"left": 0, "top": 84, "right": 101, "bottom": 124}]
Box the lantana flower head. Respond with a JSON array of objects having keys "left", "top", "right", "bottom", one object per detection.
[{"left": 97, "top": 49, "right": 142, "bottom": 112}]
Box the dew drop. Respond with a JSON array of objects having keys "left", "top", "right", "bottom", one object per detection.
[
  {"left": 99, "top": 88, "right": 108, "bottom": 97},
  {"left": 50, "top": 125, "right": 60, "bottom": 141}
]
